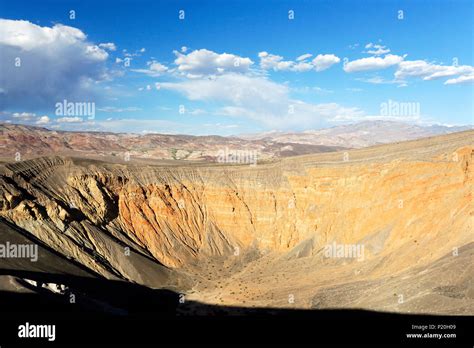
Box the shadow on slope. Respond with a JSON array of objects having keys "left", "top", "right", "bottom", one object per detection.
[
  {"left": 1, "top": 270, "right": 472, "bottom": 345},
  {"left": 0, "top": 269, "right": 178, "bottom": 318},
  {"left": 0, "top": 269, "right": 463, "bottom": 319}
]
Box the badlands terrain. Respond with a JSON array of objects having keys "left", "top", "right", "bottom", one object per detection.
[
  {"left": 0, "top": 123, "right": 344, "bottom": 163},
  {"left": 0, "top": 121, "right": 469, "bottom": 162},
  {"left": 0, "top": 126, "right": 472, "bottom": 316}
]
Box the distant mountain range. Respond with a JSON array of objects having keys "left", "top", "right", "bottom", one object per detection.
[
  {"left": 0, "top": 121, "right": 471, "bottom": 162},
  {"left": 0, "top": 123, "right": 343, "bottom": 162},
  {"left": 238, "top": 120, "right": 472, "bottom": 148}
]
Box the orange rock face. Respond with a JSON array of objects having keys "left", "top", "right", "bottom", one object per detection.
[{"left": 113, "top": 136, "right": 472, "bottom": 272}]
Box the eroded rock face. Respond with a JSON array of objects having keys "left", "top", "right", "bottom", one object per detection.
[{"left": 0, "top": 131, "right": 473, "bottom": 313}]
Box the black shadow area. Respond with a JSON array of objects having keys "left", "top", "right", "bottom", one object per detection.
[{"left": 0, "top": 269, "right": 472, "bottom": 346}]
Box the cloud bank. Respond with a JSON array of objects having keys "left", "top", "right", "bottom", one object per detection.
[{"left": 0, "top": 19, "right": 110, "bottom": 110}]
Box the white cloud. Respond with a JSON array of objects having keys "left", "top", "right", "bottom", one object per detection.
[
  {"left": 296, "top": 53, "right": 312, "bottom": 61},
  {"left": 331, "top": 113, "right": 422, "bottom": 123},
  {"left": 395, "top": 60, "right": 474, "bottom": 82},
  {"left": 292, "top": 61, "right": 314, "bottom": 72},
  {"left": 131, "top": 60, "right": 168, "bottom": 76},
  {"left": 313, "top": 86, "right": 333, "bottom": 94},
  {"left": 0, "top": 19, "right": 109, "bottom": 110},
  {"left": 174, "top": 49, "right": 253, "bottom": 78},
  {"left": 0, "top": 20, "right": 86, "bottom": 50},
  {"left": 94, "top": 118, "right": 238, "bottom": 135},
  {"left": 85, "top": 45, "right": 109, "bottom": 60},
  {"left": 12, "top": 112, "right": 36, "bottom": 120},
  {"left": 312, "top": 54, "right": 341, "bottom": 71},
  {"left": 364, "top": 43, "right": 390, "bottom": 55},
  {"left": 293, "top": 86, "right": 333, "bottom": 94},
  {"left": 149, "top": 61, "right": 168, "bottom": 73},
  {"left": 36, "top": 115, "right": 50, "bottom": 124},
  {"left": 4, "top": 112, "right": 51, "bottom": 124},
  {"left": 267, "top": 54, "right": 290, "bottom": 71},
  {"left": 259, "top": 52, "right": 340, "bottom": 72},
  {"left": 161, "top": 73, "right": 364, "bottom": 129},
  {"left": 123, "top": 48, "right": 145, "bottom": 57},
  {"left": 161, "top": 73, "right": 288, "bottom": 105},
  {"left": 99, "top": 42, "right": 117, "bottom": 51},
  {"left": 356, "top": 76, "right": 400, "bottom": 85},
  {"left": 187, "top": 108, "right": 207, "bottom": 115},
  {"left": 98, "top": 106, "right": 142, "bottom": 112},
  {"left": 344, "top": 54, "right": 404, "bottom": 72},
  {"left": 444, "top": 74, "right": 474, "bottom": 85},
  {"left": 258, "top": 51, "right": 295, "bottom": 71},
  {"left": 57, "top": 116, "right": 83, "bottom": 123}
]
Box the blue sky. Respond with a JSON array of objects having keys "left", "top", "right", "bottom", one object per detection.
[{"left": 0, "top": 0, "right": 473, "bottom": 135}]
